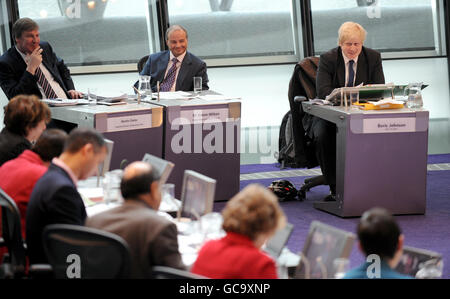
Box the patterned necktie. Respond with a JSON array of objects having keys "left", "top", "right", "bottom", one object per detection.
[
  {"left": 347, "top": 60, "right": 355, "bottom": 87},
  {"left": 160, "top": 58, "right": 179, "bottom": 92},
  {"left": 35, "top": 66, "right": 58, "bottom": 99}
]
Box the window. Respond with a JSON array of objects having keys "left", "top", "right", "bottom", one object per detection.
[
  {"left": 167, "top": 0, "right": 300, "bottom": 65},
  {"left": 311, "top": 0, "right": 447, "bottom": 58},
  {"left": 0, "top": 1, "right": 9, "bottom": 53},
  {"left": 17, "top": 0, "right": 160, "bottom": 67}
]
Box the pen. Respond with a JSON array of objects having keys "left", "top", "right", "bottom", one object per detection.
[
  {"left": 133, "top": 86, "right": 141, "bottom": 104},
  {"left": 157, "top": 81, "right": 160, "bottom": 102}
]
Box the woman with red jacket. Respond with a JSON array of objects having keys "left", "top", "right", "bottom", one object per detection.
[{"left": 191, "top": 184, "right": 286, "bottom": 279}]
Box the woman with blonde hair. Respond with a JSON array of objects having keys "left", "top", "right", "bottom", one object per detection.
[{"left": 191, "top": 184, "right": 286, "bottom": 279}]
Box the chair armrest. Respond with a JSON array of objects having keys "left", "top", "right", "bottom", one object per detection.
[
  {"left": 294, "top": 96, "right": 307, "bottom": 103},
  {"left": 0, "top": 237, "right": 4, "bottom": 247}
]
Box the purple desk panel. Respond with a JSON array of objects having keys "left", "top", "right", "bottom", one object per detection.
[
  {"left": 302, "top": 103, "right": 429, "bottom": 217},
  {"left": 153, "top": 95, "right": 241, "bottom": 202},
  {"left": 49, "top": 102, "right": 164, "bottom": 170}
]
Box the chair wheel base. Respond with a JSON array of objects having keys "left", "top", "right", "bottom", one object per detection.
[{"left": 297, "top": 188, "right": 306, "bottom": 201}]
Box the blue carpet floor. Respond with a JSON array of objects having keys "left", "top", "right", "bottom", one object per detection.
[{"left": 213, "top": 154, "right": 450, "bottom": 278}]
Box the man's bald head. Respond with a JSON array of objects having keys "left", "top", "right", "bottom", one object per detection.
[{"left": 120, "top": 161, "right": 160, "bottom": 200}]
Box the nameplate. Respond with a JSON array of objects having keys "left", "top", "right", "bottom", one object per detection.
[
  {"left": 363, "top": 118, "right": 416, "bottom": 134},
  {"left": 179, "top": 108, "right": 229, "bottom": 124},
  {"left": 106, "top": 114, "right": 152, "bottom": 132}
]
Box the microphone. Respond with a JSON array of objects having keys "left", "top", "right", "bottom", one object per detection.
[{"left": 120, "top": 159, "right": 128, "bottom": 170}]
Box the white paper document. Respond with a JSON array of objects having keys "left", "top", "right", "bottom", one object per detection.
[
  {"left": 155, "top": 91, "right": 194, "bottom": 100},
  {"left": 41, "top": 99, "right": 79, "bottom": 106},
  {"left": 198, "top": 95, "right": 241, "bottom": 101}
]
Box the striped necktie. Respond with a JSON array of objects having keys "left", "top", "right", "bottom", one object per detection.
[
  {"left": 160, "top": 58, "right": 179, "bottom": 92},
  {"left": 35, "top": 66, "right": 58, "bottom": 99}
]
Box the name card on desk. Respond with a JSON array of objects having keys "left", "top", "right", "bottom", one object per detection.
[
  {"left": 106, "top": 114, "right": 152, "bottom": 132},
  {"left": 363, "top": 118, "right": 416, "bottom": 134},
  {"left": 179, "top": 108, "right": 229, "bottom": 124}
]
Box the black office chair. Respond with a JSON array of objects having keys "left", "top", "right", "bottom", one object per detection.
[
  {"left": 0, "top": 187, "right": 27, "bottom": 278},
  {"left": 152, "top": 266, "right": 208, "bottom": 279},
  {"left": 43, "top": 224, "right": 131, "bottom": 279},
  {"left": 137, "top": 55, "right": 149, "bottom": 74},
  {"left": 287, "top": 56, "right": 326, "bottom": 200}
]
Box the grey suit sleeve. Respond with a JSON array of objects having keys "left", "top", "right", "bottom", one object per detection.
[
  {"left": 150, "top": 222, "right": 186, "bottom": 270},
  {"left": 316, "top": 55, "right": 335, "bottom": 100}
]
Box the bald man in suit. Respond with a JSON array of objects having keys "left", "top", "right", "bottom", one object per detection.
[{"left": 136, "top": 25, "right": 209, "bottom": 92}]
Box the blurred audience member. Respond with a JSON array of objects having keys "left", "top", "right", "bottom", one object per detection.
[
  {"left": 191, "top": 184, "right": 286, "bottom": 279},
  {"left": 343, "top": 207, "right": 412, "bottom": 279},
  {"left": 86, "top": 161, "right": 186, "bottom": 278},
  {"left": 26, "top": 128, "right": 107, "bottom": 264},
  {"left": 0, "top": 129, "right": 67, "bottom": 238},
  {"left": 0, "top": 94, "right": 50, "bottom": 166}
]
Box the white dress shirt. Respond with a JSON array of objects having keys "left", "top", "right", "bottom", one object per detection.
[
  {"left": 163, "top": 51, "right": 186, "bottom": 92},
  {"left": 16, "top": 47, "right": 68, "bottom": 99}
]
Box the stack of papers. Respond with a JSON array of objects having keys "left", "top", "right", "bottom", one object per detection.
[
  {"left": 96, "top": 93, "right": 128, "bottom": 101},
  {"left": 155, "top": 91, "right": 195, "bottom": 100},
  {"left": 92, "top": 93, "right": 128, "bottom": 105},
  {"left": 42, "top": 99, "right": 79, "bottom": 106},
  {"left": 78, "top": 187, "right": 104, "bottom": 207},
  {"left": 354, "top": 99, "right": 405, "bottom": 110}
]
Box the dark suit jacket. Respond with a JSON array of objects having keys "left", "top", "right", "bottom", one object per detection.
[
  {"left": 0, "top": 42, "right": 75, "bottom": 100},
  {"left": 26, "top": 163, "right": 86, "bottom": 264},
  {"left": 0, "top": 127, "right": 32, "bottom": 167},
  {"left": 138, "top": 50, "right": 209, "bottom": 92},
  {"left": 85, "top": 200, "right": 185, "bottom": 278},
  {"left": 316, "top": 46, "right": 385, "bottom": 100}
]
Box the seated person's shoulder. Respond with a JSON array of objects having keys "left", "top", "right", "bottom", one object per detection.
[{"left": 189, "top": 52, "right": 206, "bottom": 65}]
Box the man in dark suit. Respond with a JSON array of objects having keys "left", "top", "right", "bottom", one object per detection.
[
  {"left": 0, "top": 17, "right": 83, "bottom": 100},
  {"left": 86, "top": 161, "right": 186, "bottom": 278},
  {"left": 308, "top": 22, "right": 385, "bottom": 201},
  {"left": 26, "top": 128, "right": 108, "bottom": 264},
  {"left": 136, "top": 25, "right": 209, "bottom": 92}
]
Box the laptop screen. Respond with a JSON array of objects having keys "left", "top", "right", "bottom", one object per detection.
[
  {"left": 178, "top": 170, "right": 216, "bottom": 220},
  {"left": 395, "top": 246, "right": 442, "bottom": 277},
  {"left": 264, "top": 223, "right": 294, "bottom": 259},
  {"left": 295, "top": 221, "right": 355, "bottom": 279}
]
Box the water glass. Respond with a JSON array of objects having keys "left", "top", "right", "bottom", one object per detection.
[
  {"left": 193, "top": 77, "right": 202, "bottom": 94},
  {"left": 415, "top": 259, "right": 444, "bottom": 279},
  {"left": 161, "top": 183, "right": 177, "bottom": 209},
  {"left": 102, "top": 169, "right": 123, "bottom": 204},
  {"left": 349, "top": 90, "right": 359, "bottom": 105},
  {"left": 139, "top": 75, "right": 152, "bottom": 96},
  {"left": 333, "top": 258, "right": 350, "bottom": 279}
]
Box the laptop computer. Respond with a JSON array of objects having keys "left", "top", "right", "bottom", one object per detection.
[
  {"left": 294, "top": 221, "right": 355, "bottom": 279},
  {"left": 395, "top": 246, "right": 443, "bottom": 278},
  {"left": 263, "top": 223, "right": 294, "bottom": 259}
]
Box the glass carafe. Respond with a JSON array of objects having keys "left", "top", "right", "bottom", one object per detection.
[{"left": 404, "top": 82, "right": 423, "bottom": 108}]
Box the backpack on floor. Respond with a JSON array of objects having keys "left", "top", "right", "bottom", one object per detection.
[{"left": 275, "top": 111, "right": 299, "bottom": 169}]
